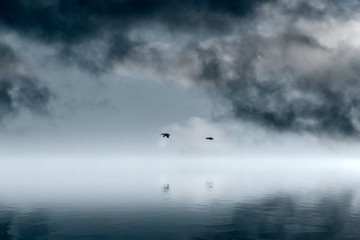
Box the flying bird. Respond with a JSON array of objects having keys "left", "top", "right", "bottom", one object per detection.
[
  {"left": 161, "top": 133, "right": 170, "bottom": 138},
  {"left": 206, "top": 137, "right": 214, "bottom": 140}
]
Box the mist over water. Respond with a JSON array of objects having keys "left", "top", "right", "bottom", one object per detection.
[{"left": 1, "top": 155, "right": 360, "bottom": 240}]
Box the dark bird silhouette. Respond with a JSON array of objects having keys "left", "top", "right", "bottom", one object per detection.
[
  {"left": 206, "top": 137, "right": 214, "bottom": 140},
  {"left": 162, "top": 133, "right": 170, "bottom": 138}
]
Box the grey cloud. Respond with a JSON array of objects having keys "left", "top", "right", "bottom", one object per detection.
[
  {"left": 0, "top": 0, "right": 276, "bottom": 73},
  {"left": 107, "top": 15, "right": 360, "bottom": 137},
  {"left": 107, "top": 34, "right": 142, "bottom": 65},
  {"left": 286, "top": 0, "right": 360, "bottom": 20},
  {"left": 0, "top": 0, "right": 274, "bottom": 43},
  {"left": 1, "top": 0, "right": 360, "bottom": 137},
  {"left": 0, "top": 42, "right": 17, "bottom": 62},
  {"left": 185, "top": 32, "right": 360, "bottom": 136},
  {"left": 0, "top": 42, "right": 52, "bottom": 119},
  {"left": 0, "top": 42, "right": 20, "bottom": 74}
]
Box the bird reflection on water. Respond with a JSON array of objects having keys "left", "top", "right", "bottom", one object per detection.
[
  {"left": 206, "top": 181, "right": 214, "bottom": 192},
  {"left": 162, "top": 183, "right": 170, "bottom": 200},
  {"left": 162, "top": 183, "right": 170, "bottom": 193}
]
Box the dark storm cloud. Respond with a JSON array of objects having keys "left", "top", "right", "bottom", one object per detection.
[
  {"left": 149, "top": 0, "right": 360, "bottom": 137},
  {"left": 0, "top": 0, "right": 276, "bottom": 73},
  {"left": 0, "top": 42, "right": 52, "bottom": 118},
  {"left": 287, "top": 1, "right": 360, "bottom": 20},
  {"left": 107, "top": 34, "right": 142, "bottom": 64},
  {"left": 1, "top": 0, "right": 357, "bottom": 46},
  {"left": 0, "top": 0, "right": 274, "bottom": 44},
  {"left": 185, "top": 32, "right": 360, "bottom": 136},
  {"left": 1, "top": 0, "right": 360, "bottom": 137},
  {"left": 0, "top": 42, "right": 18, "bottom": 64}
]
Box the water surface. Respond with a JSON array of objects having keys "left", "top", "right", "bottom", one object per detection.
[{"left": 1, "top": 160, "right": 359, "bottom": 240}]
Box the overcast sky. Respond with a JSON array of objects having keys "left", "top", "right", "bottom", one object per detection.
[{"left": 1, "top": 0, "right": 360, "bottom": 166}]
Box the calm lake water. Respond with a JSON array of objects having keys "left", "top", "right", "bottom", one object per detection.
[{"left": 1, "top": 160, "right": 360, "bottom": 240}]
